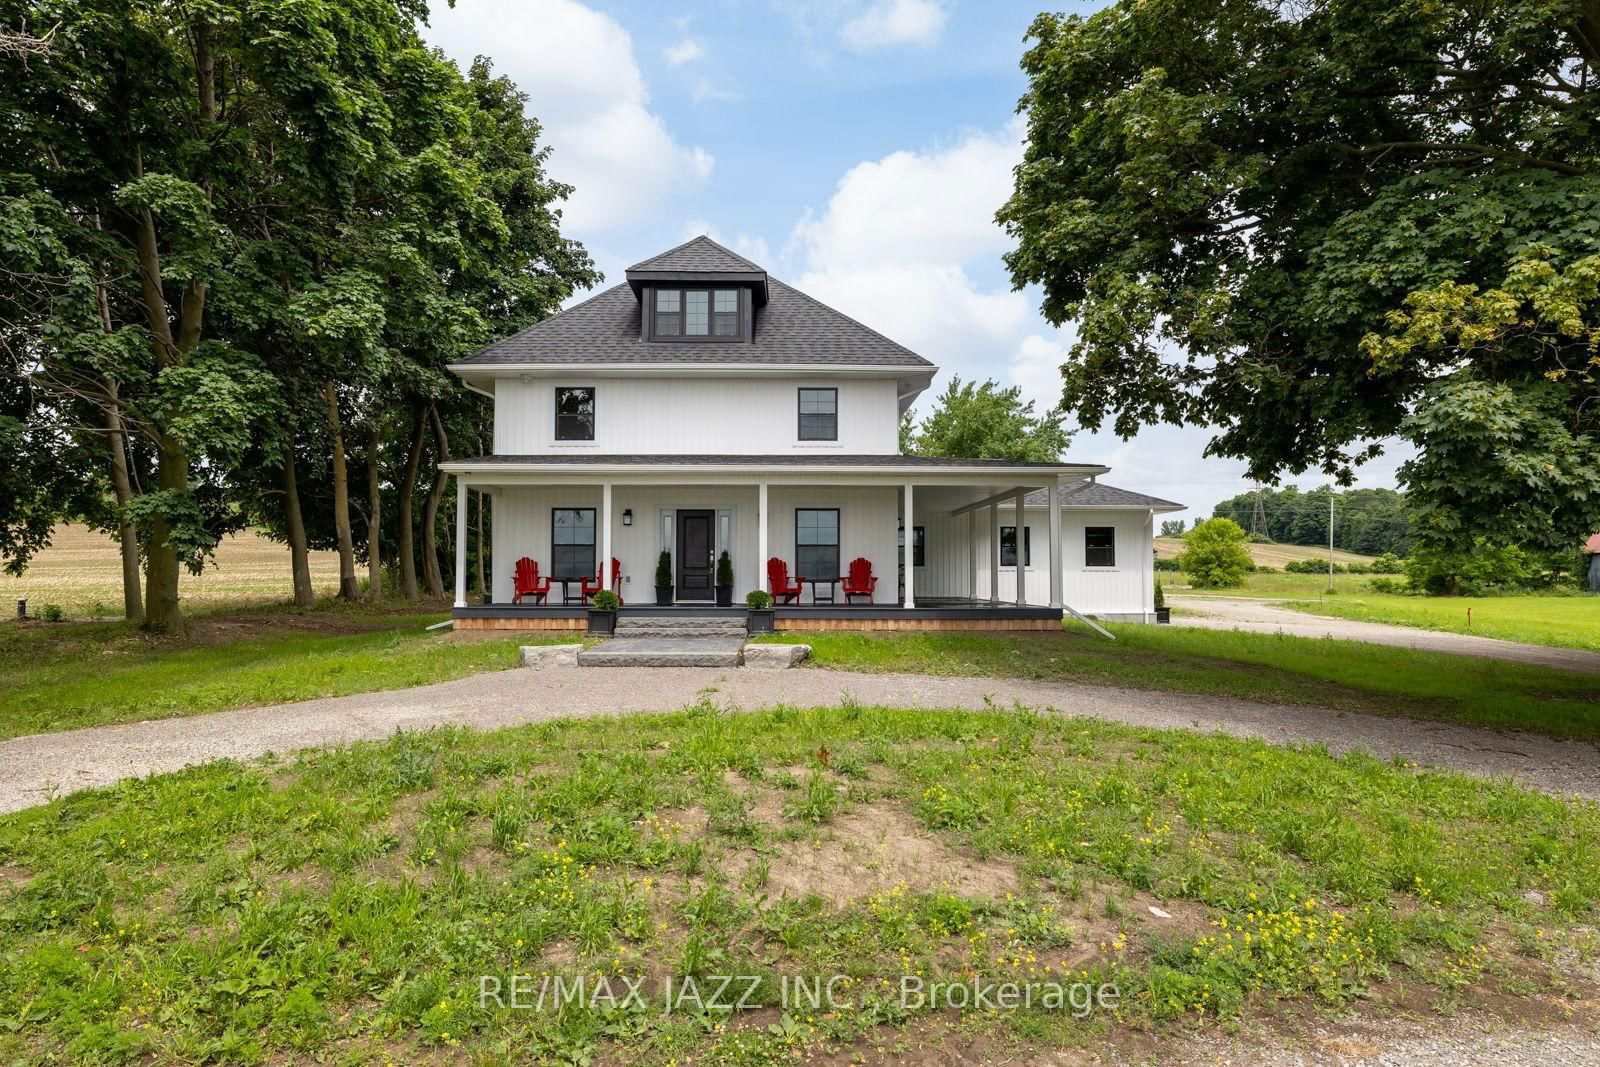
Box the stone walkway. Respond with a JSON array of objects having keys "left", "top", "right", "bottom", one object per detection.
[
  {"left": 3, "top": 666, "right": 1596, "bottom": 814},
  {"left": 1170, "top": 595, "right": 1600, "bottom": 674}
]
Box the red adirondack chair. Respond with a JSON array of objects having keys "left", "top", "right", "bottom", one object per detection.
[
  {"left": 581, "top": 557, "right": 623, "bottom": 604},
  {"left": 767, "top": 557, "right": 803, "bottom": 604},
  {"left": 512, "top": 557, "right": 550, "bottom": 605},
  {"left": 840, "top": 557, "right": 877, "bottom": 604}
]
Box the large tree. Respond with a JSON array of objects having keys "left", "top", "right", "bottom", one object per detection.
[
  {"left": 1000, "top": 0, "right": 1600, "bottom": 554},
  {"left": 902, "top": 376, "right": 1071, "bottom": 461}
]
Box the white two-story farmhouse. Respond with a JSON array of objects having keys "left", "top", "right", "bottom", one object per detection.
[{"left": 442, "top": 236, "right": 1180, "bottom": 631}]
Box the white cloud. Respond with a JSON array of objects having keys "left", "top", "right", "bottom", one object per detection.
[
  {"left": 691, "top": 78, "right": 739, "bottom": 104},
  {"left": 424, "top": 0, "right": 713, "bottom": 232},
  {"left": 840, "top": 0, "right": 948, "bottom": 52},
  {"left": 663, "top": 37, "right": 704, "bottom": 66},
  {"left": 788, "top": 124, "right": 1028, "bottom": 367}
]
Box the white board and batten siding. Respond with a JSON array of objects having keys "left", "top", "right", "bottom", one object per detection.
[
  {"left": 918, "top": 508, "right": 1156, "bottom": 620},
  {"left": 489, "top": 484, "right": 902, "bottom": 606},
  {"left": 492, "top": 377, "right": 900, "bottom": 456}
]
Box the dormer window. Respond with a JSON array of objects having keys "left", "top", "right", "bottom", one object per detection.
[{"left": 648, "top": 287, "right": 745, "bottom": 341}]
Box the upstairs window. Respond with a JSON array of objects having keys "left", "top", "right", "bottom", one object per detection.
[
  {"left": 650, "top": 287, "right": 743, "bottom": 340},
  {"left": 555, "top": 387, "right": 595, "bottom": 441},
  {"left": 798, "top": 387, "right": 838, "bottom": 441},
  {"left": 1085, "top": 526, "right": 1116, "bottom": 568}
]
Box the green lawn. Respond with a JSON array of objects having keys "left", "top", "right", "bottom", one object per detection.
[
  {"left": 1279, "top": 593, "right": 1600, "bottom": 653},
  {"left": 757, "top": 626, "right": 1600, "bottom": 741},
  {"left": 0, "top": 603, "right": 572, "bottom": 740},
  {"left": 1162, "top": 569, "right": 1390, "bottom": 597},
  {"left": 2, "top": 705, "right": 1595, "bottom": 1064}
]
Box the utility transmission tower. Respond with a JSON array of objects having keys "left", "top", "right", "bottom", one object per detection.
[{"left": 1249, "top": 486, "right": 1269, "bottom": 539}]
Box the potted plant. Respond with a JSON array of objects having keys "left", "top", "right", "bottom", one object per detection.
[
  {"left": 715, "top": 550, "right": 735, "bottom": 607},
  {"left": 746, "top": 589, "right": 774, "bottom": 633},
  {"left": 655, "top": 550, "right": 673, "bottom": 606},
  {"left": 588, "top": 589, "right": 621, "bottom": 635},
  {"left": 1154, "top": 580, "right": 1170, "bottom": 624}
]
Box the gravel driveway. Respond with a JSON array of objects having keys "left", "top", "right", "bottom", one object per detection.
[
  {"left": 1170, "top": 595, "right": 1600, "bottom": 674},
  {"left": 3, "top": 665, "right": 1597, "bottom": 815}
]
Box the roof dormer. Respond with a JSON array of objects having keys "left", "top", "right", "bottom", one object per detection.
[{"left": 626, "top": 235, "right": 769, "bottom": 343}]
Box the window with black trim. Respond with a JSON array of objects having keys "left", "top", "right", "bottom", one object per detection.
[
  {"left": 796, "top": 508, "right": 840, "bottom": 580},
  {"left": 1001, "top": 526, "right": 1031, "bottom": 567},
  {"left": 798, "top": 388, "right": 838, "bottom": 441},
  {"left": 649, "top": 287, "right": 744, "bottom": 341},
  {"left": 552, "top": 508, "right": 596, "bottom": 578},
  {"left": 898, "top": 525, "right": 925, "bottom": 567},
  {"left": 1085, "top": 526, "right": 1116, "bottom": 568},
  {"left": 554, "top": 387, "right": 595, "bottom": 441}
]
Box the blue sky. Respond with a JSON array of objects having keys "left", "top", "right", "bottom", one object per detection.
[{"left": 424, "top": 0, "right": 1411, "bottom": 523}]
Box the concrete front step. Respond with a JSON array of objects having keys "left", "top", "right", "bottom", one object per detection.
[
  {"left": 616, "top": 615, "right": 745, "bottom": 630},
  {"left": 577, "top": 636, "right": 745, "bottom": 668},
  {"left": 615, "top": 625, "right": 748, "bottom": 639}
]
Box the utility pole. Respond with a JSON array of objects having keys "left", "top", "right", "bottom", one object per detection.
[
  {"left": 1327, "top": 491, "right": 1336, "bottom": 593},
  {"left": 1249, "top": 485, "right": 1269, "bottom": 539}
]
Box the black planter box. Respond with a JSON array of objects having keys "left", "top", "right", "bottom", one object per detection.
[
  {"left": 587, "top": 609, "right": 616, "bottom": 635},
  {"left": 1155, "top": 606, "right": 1171, "bottom": 624},
  {"left": 716, "top": 585, "right": 734, "bottom": 607},
  {"left": 655, "top": 586, "right": 673, "bottom": 607},
  {"left": 747, "top": 608, "right": 775, "bottom": 634}
]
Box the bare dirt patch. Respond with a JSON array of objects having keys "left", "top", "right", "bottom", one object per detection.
[{"left": 733, "top": 798, "right": 1020, "bottom": 905}]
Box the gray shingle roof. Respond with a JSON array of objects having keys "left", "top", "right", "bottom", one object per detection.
[
  {"left": 453, "top": 454, "right": 1090, "bottom": 469},
  {"left": 1023, "top": 481, "right": 1184, "bottom": 510},
  {"left": 627, "top": 235, "right": 764, "bottom": 273},
  {"left": 453, "top": 277, "right": 934, "bottom": 368}
]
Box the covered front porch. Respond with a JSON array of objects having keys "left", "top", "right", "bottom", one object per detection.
[{"left": 440, "top": 455, "right": 1111, "bottom": 631}]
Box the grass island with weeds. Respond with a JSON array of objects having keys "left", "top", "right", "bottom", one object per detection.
[{"left": 2, "top": 702, "right": 1596, "bottom": 1063}]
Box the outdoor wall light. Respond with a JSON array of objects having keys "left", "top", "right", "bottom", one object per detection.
[{"left": 622, "top": 509, "right": 633, "bottom": 526}]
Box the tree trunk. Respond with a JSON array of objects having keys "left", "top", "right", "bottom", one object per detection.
[
  {"left": 142, "top": 434, "right": 187, "bottom": 631},
  {"left": 366, "top": 423, "right": 382, "bottom": 601},
  {"left": 421, "top": 406, "right": 451, "bottom": 599},
  {"left": 105, "top": 387, "right": 143, "bottom": 623},
  {"left": 281, "top": 417, "right": 315, "bottom": 609},
  {"left": 397, "top": 405, "right": 426, "bottom": 600},
  {"left": 324, "top": 381, "right": 360, "bottom": 600}
]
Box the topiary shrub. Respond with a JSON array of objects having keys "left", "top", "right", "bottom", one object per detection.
[
  {"left": 716, "top": 550, "right": 734, "bottom": 586},
  {"left": 655, "top": 550, "right": 672, "bottom": 588},
  {"left": 746, "top": 589, "right": 772, "bottom": 610},
  {"left": 590, "top": 590, "right": 621, "bottom": 612}
]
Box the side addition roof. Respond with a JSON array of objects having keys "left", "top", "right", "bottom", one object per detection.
[{"left": 1024, "top": 481, "right": 1185, "bottom": 512}]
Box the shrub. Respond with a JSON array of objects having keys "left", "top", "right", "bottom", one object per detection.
[
  {"left": 1345, "top": 562, "right": 1370, "bottom": 574},
  {"left": 716, "top": 550, "right": 734, "bottom": 587},
  {"left": 40, "top": 604, "right": 63, "bottom": 623},
  {"left": 1177, "top": 518, "right": 1254, "bottom": 588},
  {"left": 746, "top": 589, "right": 772, "bottom": 611},
  {"left": 1284, "top": 558, "right": 1345, "bottom": 574},
  {"left": 1153, "top": 556, "right": 1182, "bottom": 572},
  {"left": 1405, "top": 541, "right": 1532, "bottom": 596},
  {"left": 1153, "top": 580, "right": 1165, "bottom": 609},
  {"left": 1370, "top": 552, "right": 1405, "bottom": 574},
  {"left": 655, "top": 550, "right": 672, "bottom": 588},
  {"left": 1368, "top": 577, "right": 1405, "bottom": 594},
  {"left": 590, "top": 590, "right": 621, "bottom": 612}
]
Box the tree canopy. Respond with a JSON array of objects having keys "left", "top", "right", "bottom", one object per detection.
[
  {"left": 1000, "top": 0, "right": 1600, "bottom": 555},
  {"left": 0, "top": 0, "right": 595, "bottom": 629},
  {"left": 1177, "top": 517, "right": 1254, "bottom": 588},
  {"left": 902, "top": 376, "right": 1071, "bottom": 461}
]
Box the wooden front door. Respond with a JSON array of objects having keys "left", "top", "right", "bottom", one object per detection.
[{"left": 676, "top": 510, "right": 715, "bottom": 601}]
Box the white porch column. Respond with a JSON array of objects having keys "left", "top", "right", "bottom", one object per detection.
[
  {"left": 989, "top": 502, "right": 1001, "bottom": 604},
  {"left": 453, "top": 476, "right": 467, "bottom": 608},
  {"left": 903, "top": 482, "right": 915, "bottom": 609},
  {"left": 1049, "top": 477, "right": 1063, "bottom": 609},
  {"left": 600, "top": 482, "right": 613, "bottom": 593},
  {"left": 968, "top": 511, "right": 977, "bottom": 599},
  {"left": 1013, "top": 490, "right": 1026, "bottom": 607},
  {"left": 758, "top": 482, "right": 769, "bottom": 592}
]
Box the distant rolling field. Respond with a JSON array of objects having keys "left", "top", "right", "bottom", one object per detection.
[
  {"left": 3, "top": 525, "right": 342, "bottom": 619},
  {"left": 1155, "top": 536, "right": 1377, "bottom": 568}
]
